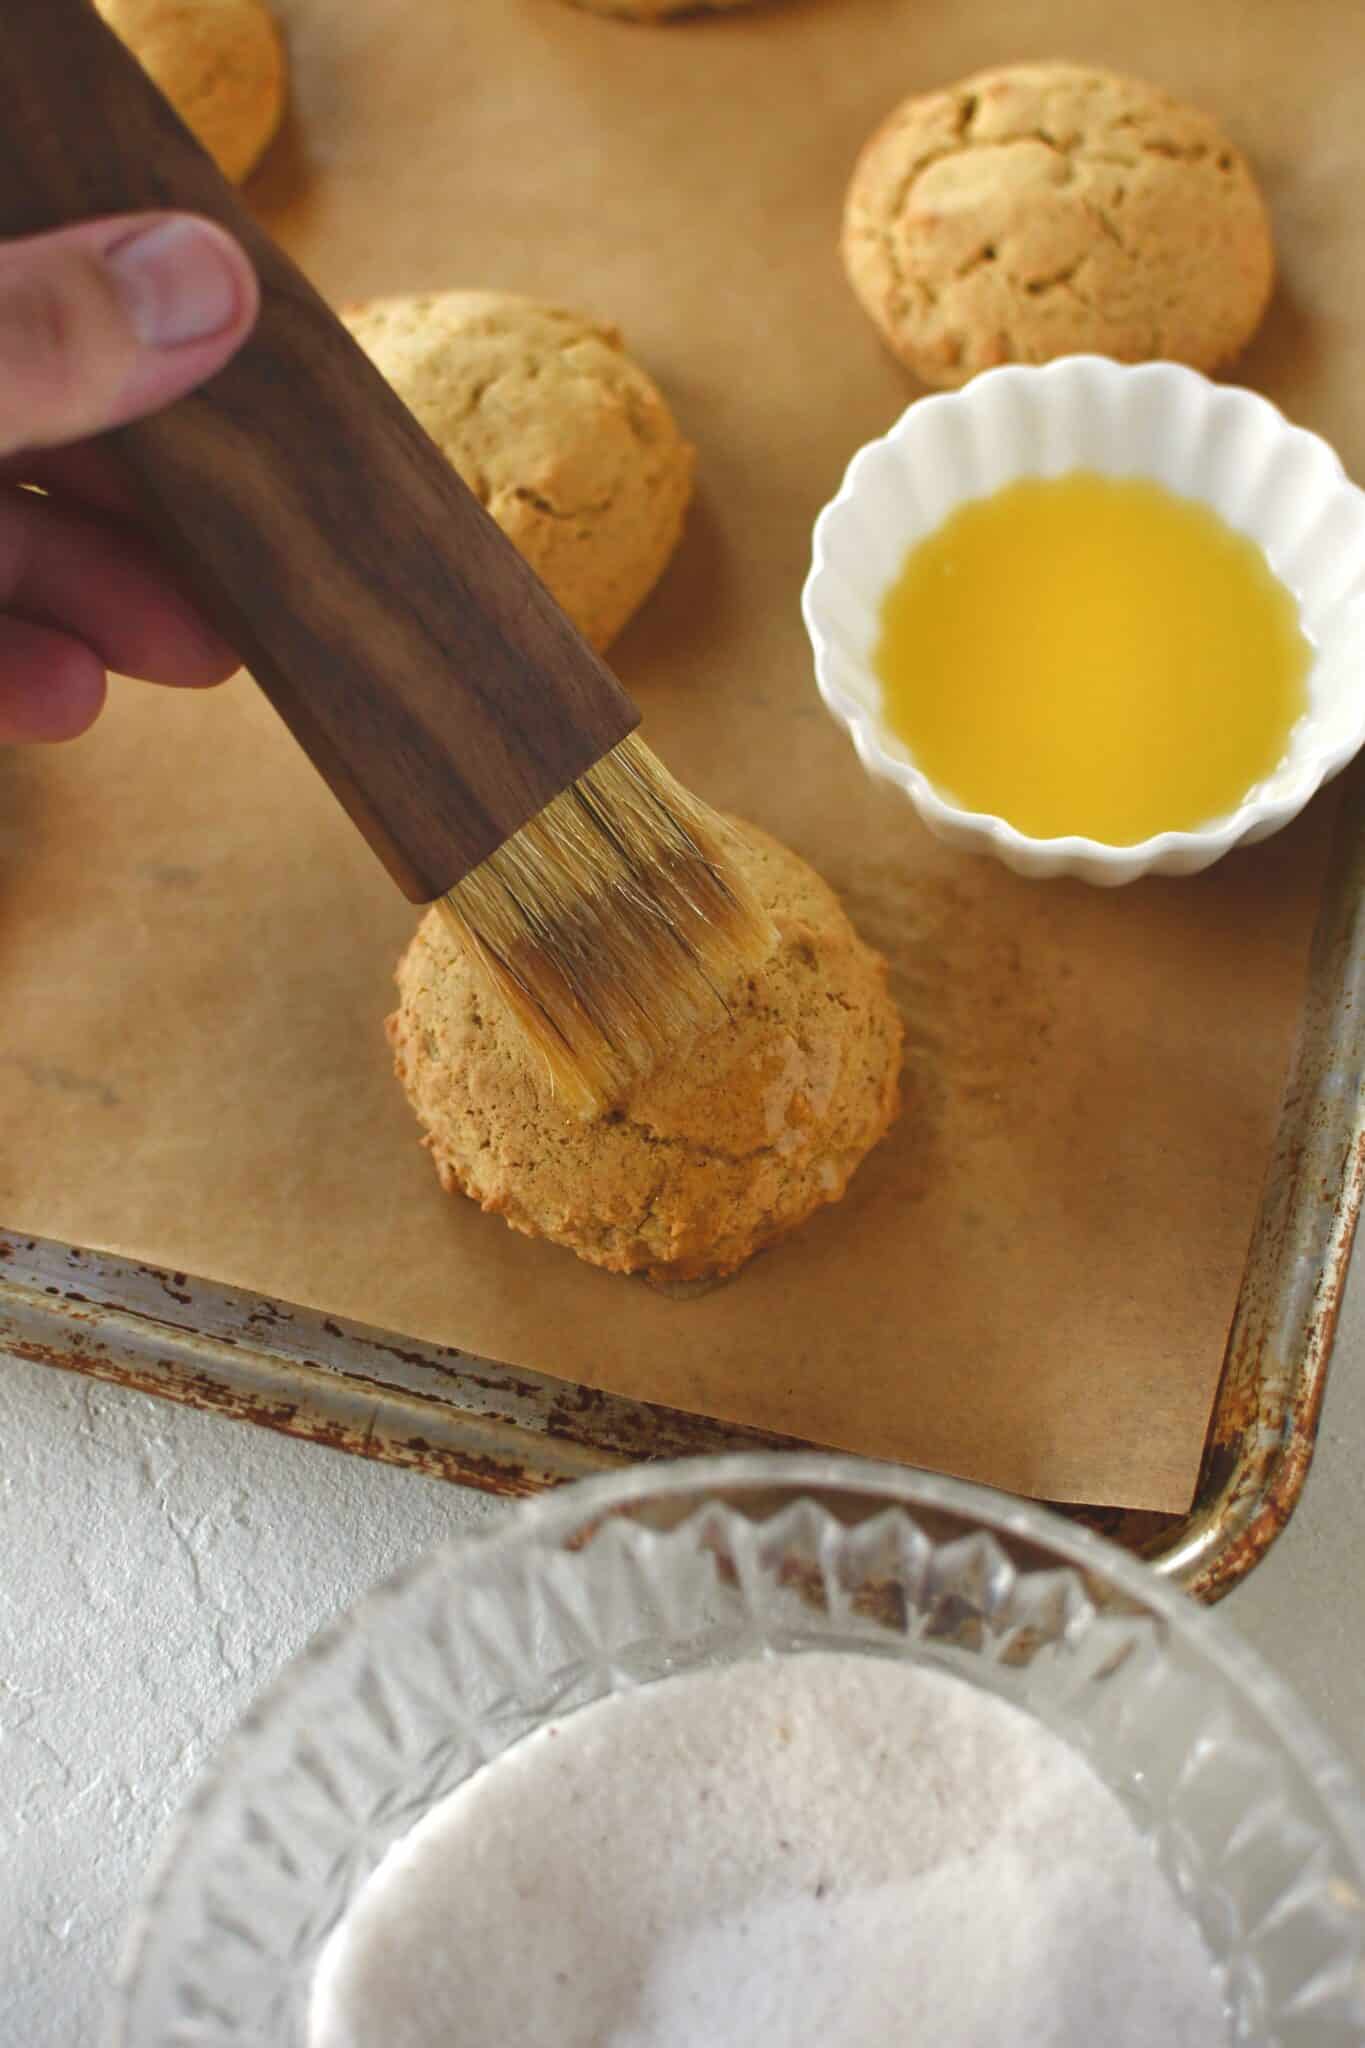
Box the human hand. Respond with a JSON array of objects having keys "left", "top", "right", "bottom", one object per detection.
[{"left": 0, "top": 213, "right": 258, "bottom": 742}]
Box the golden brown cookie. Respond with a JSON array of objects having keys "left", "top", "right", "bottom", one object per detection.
[
  {"left": 344, "top": 291, "right": 693, "bottom": 653},
  {"left": 96, "top": 0, "right": 285, "bottom": 185},
  {"left": 563, "top": 0, "right": 766, "bottom": 18},
  {"left": 388, "top": 819, "right": 903, "bottom": 1281},
  {"left": 842, "top": 62, "right": 1274, "bottom": 389}
]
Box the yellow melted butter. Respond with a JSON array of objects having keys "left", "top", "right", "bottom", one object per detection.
[{"left": 873, "top": 473, "right": 1312, "bottom": 846}]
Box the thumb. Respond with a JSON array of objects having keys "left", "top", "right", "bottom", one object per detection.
[{"left": 0, "top": 214, "right": 258, "bottom": 461}]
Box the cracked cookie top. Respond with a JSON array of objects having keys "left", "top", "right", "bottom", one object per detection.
[
  {"left": 387, "top": 818, "right": 904, "bottom": 1282},
  {"left": 841, "top": 62, "right": 1274, "bottom": 389},
  {"left": 345, "top": 291, "right": 694, "bottom": 651}
]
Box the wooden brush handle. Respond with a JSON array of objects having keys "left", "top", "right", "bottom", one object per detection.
[{"left": 0, "top": 0, "right": 639, "bottom": 899}]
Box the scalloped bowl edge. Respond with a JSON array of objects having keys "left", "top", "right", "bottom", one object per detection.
[{"left": 803, "top": 357, "right": 1365, "bottom": 885}]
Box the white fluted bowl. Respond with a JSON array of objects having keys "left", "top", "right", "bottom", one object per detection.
[{"left": 803, "top": 357, "right": 1365, "bottom": 884}]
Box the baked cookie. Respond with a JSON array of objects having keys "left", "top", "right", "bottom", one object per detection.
[
  {"left": 345, "top": 291, "right": 693, "bottom": 653},
  {"left": 389, "top": 818, "right": 903, "bottom": 1281},
  {"left": 842, "top": 62, "right": 1274, "bottom": 389},
  {"left": 563, "top": 0, "right": 766, "bottom": 18},
  {"left": 96, "top": 0, "right": 285, "bottom": 185}
]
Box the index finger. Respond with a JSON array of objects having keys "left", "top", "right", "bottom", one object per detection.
[{"left": 0, "top": 443, "right": 146, "bottom": 522}]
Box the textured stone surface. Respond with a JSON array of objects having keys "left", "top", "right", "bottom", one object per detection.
[{"left": 0, "top": 1361, "right": 498, "bottom": 2048}]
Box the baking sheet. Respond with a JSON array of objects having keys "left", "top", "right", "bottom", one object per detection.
[{"left": 4, "top": 0, "right": 1362, "bottom": 1513}]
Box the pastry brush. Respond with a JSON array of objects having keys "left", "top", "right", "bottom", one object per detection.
[{"left": 0, "top": 0, "right": 777, "bottom": 1116}]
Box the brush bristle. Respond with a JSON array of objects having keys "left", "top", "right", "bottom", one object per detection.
[{"left": 437, "top": 734, "right": 778, "bottom": 1118}]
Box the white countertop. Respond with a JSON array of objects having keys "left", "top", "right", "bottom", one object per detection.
[{"left": 2, "top": 1262, "right": 1362, "bottom": 2047}]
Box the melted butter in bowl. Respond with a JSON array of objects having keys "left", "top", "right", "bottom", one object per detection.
[
  {"left": 804, "top": 358, "right": 1365, "bottom": 883},
  {"left": 874, "top": 473, "right": 1312, "bottom": 847}
]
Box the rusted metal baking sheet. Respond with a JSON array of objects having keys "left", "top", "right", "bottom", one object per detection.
[{"left": 2, "top": 756, "right": 1361, "bottom": 1601}]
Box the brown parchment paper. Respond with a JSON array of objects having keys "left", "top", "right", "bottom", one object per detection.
[{"left": 4, "top": 0, "right": 1362, "bottom": 1512}]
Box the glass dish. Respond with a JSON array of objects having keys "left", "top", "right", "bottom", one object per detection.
[{"left": 111, "top": 1454, "right": 1365, "bottom": 2046}]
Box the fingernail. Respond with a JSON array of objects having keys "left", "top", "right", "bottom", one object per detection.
[{"left": 105, "top": 217, "right": 243, "bottom": 349}]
